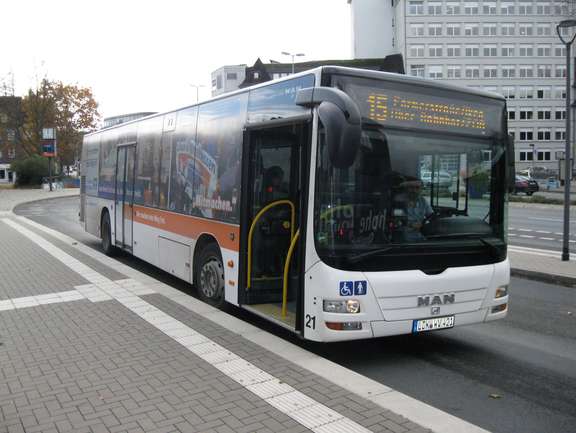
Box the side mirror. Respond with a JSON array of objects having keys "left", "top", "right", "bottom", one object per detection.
[
  {"left": 296, "top": 87, "right": 362, "bottom": 168},
  {"left": 506, "top": 134, "right": 515, "bottom": 193}
]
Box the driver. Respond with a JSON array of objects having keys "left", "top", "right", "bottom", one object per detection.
[{"left": 400, "top": 176, "right": 433, "bottom": 241}]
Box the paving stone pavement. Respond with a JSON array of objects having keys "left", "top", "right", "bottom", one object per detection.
[{"left": 0, "top": 216, "right": 435, "bottom": 433}]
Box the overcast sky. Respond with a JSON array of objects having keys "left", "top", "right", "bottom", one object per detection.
[{"left": 1, "top": 0, "right": 351, "bottom": 120}]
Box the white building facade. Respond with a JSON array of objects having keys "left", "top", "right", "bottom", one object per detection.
[
  {"left": 349, "top": 0, "right": 574, "bottom": 176},
  {"left": 211, "top": 65, "right": 247, "bottom": 97}
]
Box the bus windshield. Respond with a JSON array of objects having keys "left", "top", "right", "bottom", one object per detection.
[{"left": 315, "top": 77, "right": 507, "bottom": 272}]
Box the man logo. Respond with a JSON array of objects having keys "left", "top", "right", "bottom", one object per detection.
[{"left": 417, "top": 294, "right": 455, "bottom": 307}]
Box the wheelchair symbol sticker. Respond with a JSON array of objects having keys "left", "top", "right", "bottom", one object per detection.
[
  {"left": 354, "top": 280, "right": 367, "bottom": 296},
  {"left": 339, "top": 281, "right": 353, "bottom": 296}
]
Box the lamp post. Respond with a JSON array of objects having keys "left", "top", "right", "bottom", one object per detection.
[
  {"left": 189, "top": 84, "right": 205, "bottom": 103},
  {"left": 529, "top": 143, "right": 536, "bottom": 177},
  {"left": 281, "top": 51, "right": 305, "bottom": 74},
  {"left": 556, "top": 19, "right": 576, "bottom": 261}
]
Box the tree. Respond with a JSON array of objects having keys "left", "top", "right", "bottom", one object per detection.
[{"left": 17, "top": 79, "right": 100, "bottom": 168}]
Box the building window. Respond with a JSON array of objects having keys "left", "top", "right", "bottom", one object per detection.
[
  {"left": 253, "top": 72, "right": 259, "bottom": 79},
  {"left": 410, "top": 45, "right": 425, "bottom": 57},
  {"left": 537, "top": 130, "right": 551, "bottom": 141},
  {"left": 428, "top": 24, "right": 442, "bottom": 36},
  {"left": 447, "top": 24, "right": 461, "bottom": 36},
  {"left": 555, "top": 87, "right": 566, "bottom": 99},
  {"left": 447, "top": 65, "right": 462, "bottom": 78},
  {"left": 537, "top": 109, "right": 551, "bottom": 120},
  {"left": 501, "top": 2, "right": 515, "bottom": 14},
  {"left": 519, "top": 65, "right": 534, "bottom": 78},
  {"left": 483, "top": 23, "right": 497, "bottom": 36},
  {"left": 501, "top": 45, "right": 515, "bottom": 57},
  {"left": 226, "top": 72, "right": 238, "bottom": 80},
  {"left": 508, "top": 109, "right": 516, "bottom": 120},
  {"left": 429, "top": 45, "right": 443, "bottom": 57},
  {"left": 537, "top": 45, "right": 552, "bottom": 57},
  {"left": 537, "top": 65, "right": 552, "bottom": 78},
  {"left": 428, "top": 1, "right": 442, "bottom": 14},
  {"left": 518, "top": 2, "right": 533, "bottom": 14},
  {"left": 555, "top": 45, "right": 566, "bottom": 57},
  {"left": 555, "top": 129, "right": 566, "bottom": 140},
  {"left": 519, "top": 86, "right": 534, "bottom": 99},
  {"left": 465, "top": 65, "right": 480, "bottom": 78},
  {"left": 410, "top": 64, "right": 425, "bottom": 77},
  {"left": 483, "top": 2, "right": 497, "bottom": 14},
  {"left": 519, "top": 151, "right": 533, "bottom": 161},
  {"left": 409, "top": 0, "right": 424, "bottom": 14},
  {"left": 519, "top": 24, "right": 533, "bottom": 36},
  {"left": 519, "top": 130, "right": 534, "bottom": 141},
  {"left": 519, "top": 108, "right": 534, "bottom": 120},
  {"left": 537, "top": 23, "right": 551, "bottom": 36},
  {"left": 428, "top": 65, "right": 444, "bottom": 79},
  {"left": 502, "top": 65, "right": 516, "bottom": 78},
  {"left": 484, "top": 65, "right": 498, "bottom": 78},
  {"left": 446, "top": 2, "right": 461, "bottom": 14},
  {"left": 501, "top": 23, "right": 515, "bottom": 36},
  {"left": 537, "top": 151, "right": 551, "bottom": 161},
  {"left": 555, "top": 109, "right": 566, "bottom": 120},
  {"left": 556, "top": 65, "right": 567, "bottom": 78},
  {"left": 464, "top": 2, "right": 479, "bottom": 14},
  {"left": 464, "top": 23, "right": 479, "bottom": 36},
  {"left": 502, "top": 86, "right": 516, "bottom": 99},
  {"left": 509, "top": 129, "right": 515, "bottom": 139},
  {"left": 519, "top": 45, "right": 534, "bottom": 57},
  {"left": 537, "top": 87, "right": 551, "bottom": 99},
  {"left": 483, "top": 45, "right": 497, "bottom": 56},
  {"left": 447, "top": 45, "right": 461, "bottom": 56},
  {"left": 410, "top": 23, "right": 424, "bottom": 36},
  {"left": 536, "top": 2, "right": 551, "bottom": 14},
  {"left": 465, "top": 45, "right": 480, "bottom": 56}
]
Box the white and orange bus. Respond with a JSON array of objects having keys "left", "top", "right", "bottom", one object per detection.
[{"left": 80, "top": 66, "right": 513, "bottom": 342}]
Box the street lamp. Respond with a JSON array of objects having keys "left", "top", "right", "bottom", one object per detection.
[
  {"left": 189, "top": 84, "right": 205, "bottom": 103},
  {"left": 556, "top": 19, "right": 576, "bottom": 261},
  {"left": 281, "top": 51, "right": 305, "bottom": 74}
]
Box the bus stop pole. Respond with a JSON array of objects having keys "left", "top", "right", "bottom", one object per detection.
[
  {"left": 562, "top": 40, "right": 571, "bottom": 261},
  {"left": 48, "top": 155, "right": 53, "bottom": 192}
]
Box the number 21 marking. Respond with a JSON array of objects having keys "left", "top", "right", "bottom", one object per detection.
[{"left": 305, "top": 314, "right": 316, "bottom": 329}]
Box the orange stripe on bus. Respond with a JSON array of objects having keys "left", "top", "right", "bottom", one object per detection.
[{"left": 131, "top": 205, "right": 240, "bottom": 251}]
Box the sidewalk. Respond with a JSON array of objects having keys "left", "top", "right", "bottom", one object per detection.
[
  {"left": 0, "top": 197, "right": 487, "bottom": 433},
  {"left": 509, "top": 246, "right": 576, "bottom": 288},
  {"left": 0, "top": 188, "right": 79, "bottom": 213}
]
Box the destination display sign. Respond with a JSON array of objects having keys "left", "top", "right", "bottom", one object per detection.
[
  {"left": 332, "top": 75, "right": 504, "bottom": 137},
  {"left": 366, "top": 92, "right": 487, "bottom": 133}
]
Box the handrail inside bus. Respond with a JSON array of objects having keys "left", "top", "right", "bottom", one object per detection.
[
  {"left": 282, "top": 229, "right": 300, "bottom": 318},
  {"left": 247, "top": 199, "right": 295, "bottom": 289}
]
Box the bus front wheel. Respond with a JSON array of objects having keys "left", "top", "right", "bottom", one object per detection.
[
  {"left": 101, "top": 211, "right": 116, "bottom": 256},
  {"left": 195, "top": 243, "right": 225, "bottom": 307}
]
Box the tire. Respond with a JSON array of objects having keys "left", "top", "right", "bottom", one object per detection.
[
  {"left": 101, "top": 211, "right": 116, "bottom": 256},
  {"left": 195, "top": 243, "right": 225, "bottom": 307}
]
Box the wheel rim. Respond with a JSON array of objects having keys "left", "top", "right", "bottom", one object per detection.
[{"left": 200, "top": 257, "right": 223, "bottom": 299}]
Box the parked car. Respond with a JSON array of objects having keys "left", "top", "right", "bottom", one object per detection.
[
  {"left": 421, "top": 170, "right": 452, "bottom": 189},
  {"left": 514, "top": 175, "right": 539, "bottom": 196}
]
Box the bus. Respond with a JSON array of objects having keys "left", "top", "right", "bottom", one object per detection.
[{"left": 80, "top": 66, "right": 514, "bottom": 342}]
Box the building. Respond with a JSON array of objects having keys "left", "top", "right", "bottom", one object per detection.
[
  {"left": 210, "top": 56, "right": 405, "bottom": 97},
  {"left": 349, "top": 0, "right": 574, "bottom": 176},
  {"left": 0, "top": 96, "right": 22, "bottom": 185}
]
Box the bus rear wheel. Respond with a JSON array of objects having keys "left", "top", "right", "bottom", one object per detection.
[
  {"left": 101, "top": 211, "right": 116, "bottom": 256},
  {"left": 195, "top": 243, "right": 225, "bottom": 307}
]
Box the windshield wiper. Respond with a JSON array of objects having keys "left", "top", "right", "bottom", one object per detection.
[
  {"left": 347, "top": 247, "right": 395, "bottom": 263},
  {"left": 426, "top": 233, "right": 502, "bottom": 258}
]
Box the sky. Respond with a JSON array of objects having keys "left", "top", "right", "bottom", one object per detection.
[{"left": 0, "top": 0, "right": 352, "bottom": 120}]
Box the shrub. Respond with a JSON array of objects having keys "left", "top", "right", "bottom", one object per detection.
[{"left": 11, "top": 155, "right": 50, "bottom": 186}]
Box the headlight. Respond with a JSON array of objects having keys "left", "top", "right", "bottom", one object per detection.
[
  {"left": 323, "top": 299, "right": 361, "bottom": 313},
  {"left": 495, "top": 285, "right": 508, "bottom": 298}
]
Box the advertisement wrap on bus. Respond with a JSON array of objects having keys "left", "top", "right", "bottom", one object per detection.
[{"left": 80, "top": 66, "right": 511, "bottom": 342}]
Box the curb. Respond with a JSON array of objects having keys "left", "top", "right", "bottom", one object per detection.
[{"left": 511, "top": 267, "right": 576, "bottom": 288}]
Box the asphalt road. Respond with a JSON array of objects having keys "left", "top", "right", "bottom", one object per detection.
[
  {"left": 14, "top": 196, "right": 576, "bottom": 433},
  {"left": 509, "top": 204, "right": 576, "bottom": 252}
]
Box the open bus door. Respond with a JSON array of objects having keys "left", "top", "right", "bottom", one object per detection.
[
  {"left": 114, "top": 144, "right": 136, "bottom": 251},
  {"left": 239, "top": 120, "right": 310, "bottom": 332}
]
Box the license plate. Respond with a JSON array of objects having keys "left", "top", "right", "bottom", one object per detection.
[{"left": 412, "top": 315, "right": 455, "bottom": 333}]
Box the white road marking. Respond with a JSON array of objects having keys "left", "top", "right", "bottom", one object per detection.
[
  {"left": 519, "top": 235, "right": 535, "bottom": 239},
  {"left": 1, "top": 217, "right": 374, "bottom": 433},
  {"left": 539, "top": 237, "right": 555, "bottom": 241}
]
